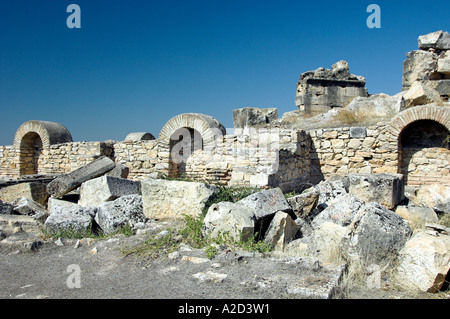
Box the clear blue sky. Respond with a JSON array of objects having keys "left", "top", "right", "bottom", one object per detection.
[{"left": 0, "top": 0, "right": 449, "bottom": 145}]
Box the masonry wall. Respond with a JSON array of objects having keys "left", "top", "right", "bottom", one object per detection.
[{"left": 308, "top": 124, "right": 399, "bottom": 184}]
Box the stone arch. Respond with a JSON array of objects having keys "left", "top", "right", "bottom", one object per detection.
[
  {"left": 14, "top": 121, "right": 73, "bottom": 176},
  {"left": 158, "top": 113, "right": 226, "bottom": 177},
  {"left": 387, "top": 105, "right": 450, "bottom": 186}
]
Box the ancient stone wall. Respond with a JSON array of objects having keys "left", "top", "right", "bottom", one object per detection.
[{"left": 308, "top": 124, "right": 398, "bottom": 184}]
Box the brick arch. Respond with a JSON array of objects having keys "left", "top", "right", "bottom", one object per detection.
[
  {"left": 159, "top": 113, "right": 226, "bottom": 145},
  {"left": 387, "top": 105, "right": 450, "bottom": 187},
  {"left": 14, "top": 120, "right": 73, "bottom": 150},
  {"left": 386, "top": 105, "right": 450, "bottom": 139},
  {"left": 14, "top": 121, "right": 73, "bottom": 176},
  {"left": 157, "top": 113, "right": 226, "bottom": 176}
]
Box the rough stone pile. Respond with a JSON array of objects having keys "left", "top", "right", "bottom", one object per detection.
[{"left": 402, "top": 30, "right": 450, "bottom": 106}]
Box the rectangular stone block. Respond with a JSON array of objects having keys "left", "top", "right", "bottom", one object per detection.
[
  {"left": 46, "top": 156, "right": 116, "bottom": 198},
  {"left": 348, "top": 173, "right": 404, "bottom": 210},
  {"left": 78, "top": 176, "right": 141, "bottom": 207}
]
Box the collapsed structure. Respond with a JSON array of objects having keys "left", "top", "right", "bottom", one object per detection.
[{"left": 0, "top": 31, "right": 449, "bottom": 191}]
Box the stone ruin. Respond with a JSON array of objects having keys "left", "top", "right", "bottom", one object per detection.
[{"left": 1, "top": 31, "right": 450, "bottom": 296}]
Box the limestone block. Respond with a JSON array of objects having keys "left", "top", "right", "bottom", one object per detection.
[
  {"left": 412, "top": 184, "right": 450, "bottom": 214},
  {"left": 0, "top": 182, "right": 49, "bottom": 206},
  {"left": 78, "top": 176, "right": 141, "bottom": 207},
  {"left": 11, "top": 197, "right": 48, "bottom": 223},
  {"left": 141, "top": 179, "right": 219, "bottom": 220},
  {"left": 403, "top": 81, "right": 443, "bottom": 107},
  {"left": 437, "top": 51, "right": 450, "bottom": 74},
  {"left": 233, "top": 107, "right": 278, "bottom": 128},
  {"left": 0, "top": 199, "right": 13, "bottom": 215},
  {"left": 95, "top": 195, "right": 145, "bottom": 234},
  {"left": 264, "top": 211, "right": 300, "bottom": 250},
  {"left": 45, "top": 204, "right": 97, "bottom": 235},
  {"left": 287, "top": 188, "right": 320, "bottom": 218},
  {"left": 203, "top": 201, "right": 255, "bottom": 242},
  {"left": 418, "top": 30, "right": 450, "bottom": 50},
  {"left": 395, "top": 231, "right": 450, "bottom": 293},
  {"left": 395, "top": 206, "right": 439, "bottom": 228},
  {"left": 47, "top": 156, "right": 116, "bottom": 198},
  {"left": 105, "top": 164, "right": 130, "bottom": 179},
  {"left": 347, "top": 173, "right": 404, "bottom": 210},
  {"left": 402, "top": 50, "right": 438, "bottom": 89},
  {"left": 341, "top": 202, "right": 413, "bottom": 264}
]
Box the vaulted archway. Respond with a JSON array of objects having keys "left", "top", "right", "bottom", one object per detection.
[
  {"left": 158, "top": 113, "right": 226, "bottom": 178},
  {"left": 387, "top": 105, "right": 450, "bottom": 186},
  {"left": 14, "top": 121, "right": 73, "bottom": 176}
]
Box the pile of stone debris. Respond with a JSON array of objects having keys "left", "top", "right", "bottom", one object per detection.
[{"left": 1, "top": 156, "right": 449, "bottom": 294}]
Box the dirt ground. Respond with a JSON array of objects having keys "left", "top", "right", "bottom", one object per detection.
[{"left": 0, "top": 220, "right": 448, "bottom": 303}]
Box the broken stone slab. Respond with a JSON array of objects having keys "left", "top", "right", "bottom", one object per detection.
[
  {"left": 0, "top": 182, "right": 49, "bottom": 206},
  {"left": 437, "top": 50, "right": 450, "bottom": 74},
  {"left": 0, "top": 199, "right": 13, "bottom": 215},
  {"left": 203, "top": 201, "right": 255, "bottom": 242},
  {"left": 11, "top": 198, "right": 48, "bottom": 223},
  {"left": 46, "top": 156, "right": 116, "bottom": 199},
  {"left": 233, "top": 107, "right": 278, "bottom": 128},
  {"left": 192, "top": 271, "right": 227, "bottom": 283},
  {"left": 341, "top": 202, "right": 413, "bottom": 265},
  {"left": 287, "top": 188, "right": 320, "bottom": 218},
  {"left": 264, "top": 211, "right": 300, "bottom": 251},
  {"left": 418, "top": 30, "right": 450, "bottom": 50},
  {"left": 45, "top": 204, "right": 97, "bottom": 236},
  {"left": 395, "top": 230, "right": 450, "bottom": 293},
  {"left": 141, "top": 179, "right": 219, "bottom": 220},
  {"left": 347, "top": 173, "right": 404, "bottom": 210},
  {"left": 78, "top": 176, "right": 141, "bottom": 207},
  {"left": 95, "top": 195, "right": 145, "bottom": 235}
]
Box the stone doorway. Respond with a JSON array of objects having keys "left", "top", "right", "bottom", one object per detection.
[
  {"left": 19, "top": 132, "right": 44, "bottom": 176},
  {"left": 169, "top": 127, "right": 203, "bottom": 178}
]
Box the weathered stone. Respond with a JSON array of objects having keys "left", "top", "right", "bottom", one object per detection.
[
  {"left": 192, "top": 271, "right": 227, "bottom": 283},
  {"left": 11, "top": 197, "right": 48, "bottom": 223},
  {"left": 45, "top": 204, "right": 97, "bottom": 235},
  {"left": 264, "top": 211, "right": 300, "bottom": 250},
  {"left": 105, "top": 164, "right": 129, "bottom": 179},
  {"left": 395, "top": 205, "right": 439, "bottom": 228},
  {"left": 203, "top": 201, "right": 255, "bottom": 242},
  {"left": 311, "top": 193, "right": 365, "bottom": 229},
  {"left": 46, "top": 156, "right": 116, "bottom": 198},
  {"left": 95, "top": 195, "right": 145, "bottom": 234},
  {"left": 349, "top": 127, "right": 367, "bottom": 138},
  {"left": 347, "top": 94, "right": 406, "bottom": 118},
  {"left": 78, "top": 176, "right": 141, "bottom": 207},
  {"left": 287, "top": 188, "right": 320, "bottom": 218},
  {"left": 237, "top": 187, "right": 293, "bottom": 221},
  {"left": 402, "top": 50, "right": 438, "bottom": 90},
  {"left": 347, "top": 173, "right": 404, "bottom": 210},
  {"left": 418, "top": 30, "right": 450, "bottom": 50},
  {"left": 233, "top": 107, "right": 278, "bottom": 128},
  {"left": 342, "top": 202, "right": 413, "bottom": 264},
  {"left": 403, "top": 81, "right": 443, "bottom": 107},
  {"left": 0, "top": 199, "right": 13, "bottom": 215},
  {"left": 437, "top": 50, "right": 450, "bottom": 74},
  {"left": 0, "top": 182, "right": 49, "bottom": 206},
  {"left": 141, "top": 179, "right": 219, "bottom": 220},
  {"left": 295, "top": 61, "right": 368, "bottom": 116},
  {"left": 412, "top": 184, "right": 450, "bottom": 214},
  {"left": 395, "top": 230, "right": 450, "bottom": 293}
]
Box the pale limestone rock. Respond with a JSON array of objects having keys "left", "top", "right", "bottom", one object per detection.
[
  {"left": 264, "top": 211, "right": 299, "bottom": 250},
  {"left": 395, "top": 231, "right": 450, "bottom": 293},
  {"left": 141, "top": 179, "right": 219, "bottom": 220}
]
